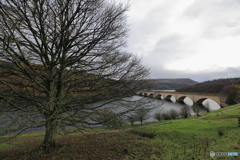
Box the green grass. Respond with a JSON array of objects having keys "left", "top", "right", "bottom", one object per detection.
[
  {"left": 0, "top": 104, "right": 240, "bottom": 159},
  {"left": 0, "top": 132, "right": 45, "bottom": 151},
  {"left": 0, "top": 128, "right": 105, "bottom": 151},
  {"left": 140, "top": 105, "right": 240, "bottom": 159}
]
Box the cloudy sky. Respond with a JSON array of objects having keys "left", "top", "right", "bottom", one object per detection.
[{"left": 120, "top": 0, "right": 240, "bottom": 82}]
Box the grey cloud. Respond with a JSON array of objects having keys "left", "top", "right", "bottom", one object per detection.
[
  {"left": 130, "top": 1, "right": 173, "bottom": 34},
  {"left": 149, "top": 65, "right": 240, "bottom": 82},
  {"left": 125, "top": 0, "right": 240, "bottom": 83},
  {"left": 183, "top": 0, "right": 240, "bottom": 39},
  {"left": 152, "top": 34, "right": 183, "bottom": 55},
  {"left": 145, "top": 34, "right": 195, "bottom": 64},
  {"left": 126, "top": 1, "right": 177, "bottom": 53}
]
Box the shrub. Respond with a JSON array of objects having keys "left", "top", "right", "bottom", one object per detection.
[
  {"left": 218, "top": 130, "right": 224, "bottom": 137},
  {"left": 169, "top": 109, "right": 179, "bottom": 119},
  {"left": 154, "top": 112, "right": 163, "bottom": 121},
  {"left": 129, "top": 129, "right": 157, "bottom": 139},
  {"left": 192, "top": 105, "right": 201, "bottom": 116},
  {"left": 162, "top": 113, "right": 171, "bottom": 120},
  {"left": 180, "top": 106, "right": 191, "bottom": 118}
]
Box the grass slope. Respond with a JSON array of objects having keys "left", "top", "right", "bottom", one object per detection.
[
  {"left": 0, "top": 105, "right": 240, "bottom": 159},
  {"left": 141, "top": 104, "right": 240, "bottom": 159}
]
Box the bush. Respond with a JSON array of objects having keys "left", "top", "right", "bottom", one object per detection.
[
  {"left": 154, "top": 112, "right": 163, "bottom": 121},
  {"left": 169, "top": 109, "right": 179, "bottom": 119},
  {"left": 180, "top": 106, "right": 191, "bottom": 118},
  {"left": 162, "top": 113, "right": 171, "bottom": 120},
  {"left": 192, "top": 105, "right": 201, "bottom": 116},
  {"left": 218, "top": 130, "right": 224, "bottom": 137},
  {"left": 129, "top": 129, "right": 157, "bottom": 139}
]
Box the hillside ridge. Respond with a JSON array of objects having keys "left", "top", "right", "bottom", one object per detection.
[
  {"left": 146, "top": 78, "right": 198, "bottom": 90},
  {"left": 176, "top": 77, "right": 240, "bottom": 93}
]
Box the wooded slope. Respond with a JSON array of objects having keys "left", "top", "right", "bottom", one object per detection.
[{"left": 176, "top": 78, "right": 240, "bottom": 93}]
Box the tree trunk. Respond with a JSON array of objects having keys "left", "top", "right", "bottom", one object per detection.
[{"left": 41, "top": 115, "right": 58, "bottom": 149}]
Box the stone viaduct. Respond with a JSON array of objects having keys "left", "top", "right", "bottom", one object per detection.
[{"left": 136, "top": 91, "right": 228, "bottom": 108}]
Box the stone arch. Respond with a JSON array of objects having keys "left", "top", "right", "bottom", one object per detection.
[
  {"left": 196, "top": 98, "right": 208, "bottom": 106},
  {"left": 178, "top": 96, "right": 187, "bottom": 104},
  {"left": 143, "top": 93, "right": 148, "bottom": 97},
  {"left": 139, "top": 92, "right": 142, "bottom": 96},
  {"left": 156, "top": 94, "right": 162, "bottom": 99},
  {"left": 165, "top": 95, "right": 172, "bottom": 102},
  {"left": 149, "top": 93, "right": 154, "bottom": 98},
  {"left": 178, "top": 96, "right": 194, "bottom": 106}
]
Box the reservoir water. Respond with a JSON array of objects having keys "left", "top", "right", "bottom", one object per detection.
[{"left": 1, "top": 94, "right": 221, "bottom": 134}]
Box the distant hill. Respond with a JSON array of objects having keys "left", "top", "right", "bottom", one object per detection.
[
  {"left": 176, "top": 78, "right": 240, "bottom": 93},
  {"left": 146, "top": 78, "right": 198, "bottom": 90}
]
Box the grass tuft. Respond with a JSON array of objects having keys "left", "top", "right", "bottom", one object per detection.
[{"left": 128, "top": 129, "right": 157, "bottom": 139}]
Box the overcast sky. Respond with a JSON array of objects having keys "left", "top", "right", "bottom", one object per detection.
[{"left": 120, "top": 0, "right": 240, "bottom": 82}]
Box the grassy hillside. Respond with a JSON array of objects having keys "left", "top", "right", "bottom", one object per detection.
[
  {"left": 146, "top": 78, "right": 198, "bottom": 90},
  {"left": 141, "top": 104, "right": 240, "bottom": 159},
  {"left": 1, "top": 105, "right": 239, "bottom": 159}
]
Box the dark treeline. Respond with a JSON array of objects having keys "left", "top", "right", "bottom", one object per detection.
[
  {"left": 157, "top": 82, "right": 189, "bottom": 89},
  {"left": 146, "top": 78, "right": 198, "bottom": 90},
  {"left": 176, "top": 78, "right": 240, "bottom": 93}
]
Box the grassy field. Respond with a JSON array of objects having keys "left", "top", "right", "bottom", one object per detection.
[{"left": 0, "top": 104, "right": 240, "bottom": 160}]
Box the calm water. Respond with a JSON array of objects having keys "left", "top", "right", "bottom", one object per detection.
[{"left": 1, "top": 94, "right": 221, "bottom": 134}]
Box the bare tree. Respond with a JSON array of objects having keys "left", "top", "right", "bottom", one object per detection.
[
  {"left": 127, "top": 114, "right": 137, "bottom": 125},
  {"left": 0, "top": 0, "right": 150, "bottom": 149},
  {"left": 135, "top": 108, "right": 150, "bottom": 124},
  {"left": 133, "top": 98, "right": 157, "bottom": 124}
]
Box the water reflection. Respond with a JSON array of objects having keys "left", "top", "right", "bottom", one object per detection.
[
  {"left": 202, "top": 99, "right": 221, "bottom": 111},
  {"left": 184, "top": 97, "right": 193, "bottom": 106}
]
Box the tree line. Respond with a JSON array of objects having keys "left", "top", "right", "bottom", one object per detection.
[{"left": 176, "top": 78, "right": 240, "bottom": 104}]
